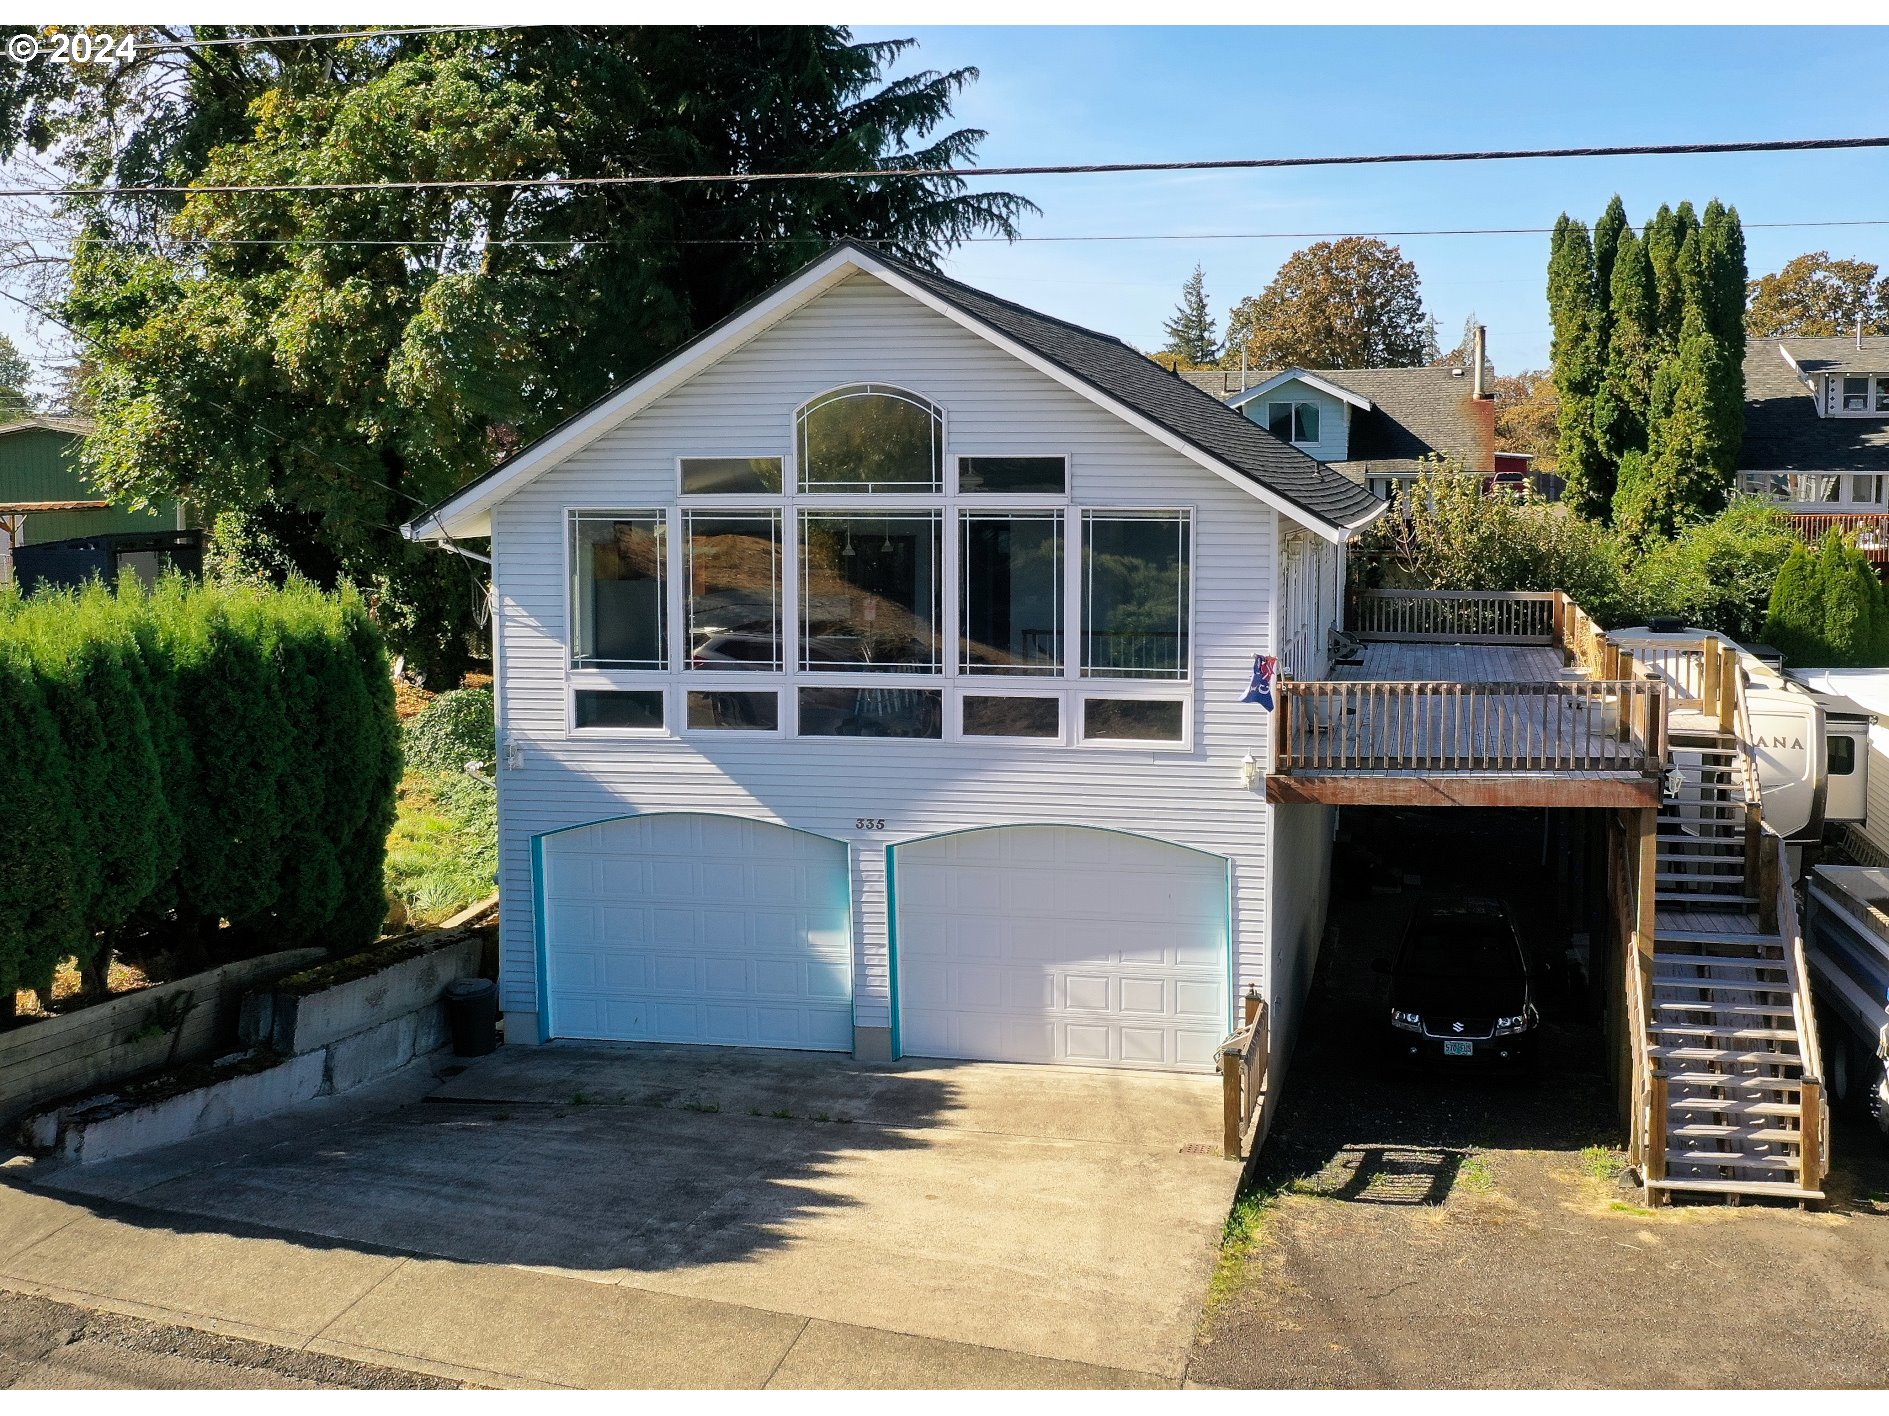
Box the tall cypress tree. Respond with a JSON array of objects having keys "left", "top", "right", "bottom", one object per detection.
[
  {"left": 1548, "top": 215, "right": 1608, "bottom": 519},
  {"left": 1700, "top": 201, "right": 1748, "bottom": 475},
  {"left": 1593, "top": 195, "right": 1629, "bottom": 353},
  {"left": 1595, "top": 229, "right": 1660, "bottom": 476},
  {"left": 1616, "top": 306, "right": 1734, "bottom": 547},
  {"left": 1644, "top": 201, "right": 1700, "bottom": 346}
]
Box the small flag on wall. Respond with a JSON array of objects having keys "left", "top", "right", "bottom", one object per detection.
[{"left": 1242, "top": 654, "right": 1278, "bottom": 710}]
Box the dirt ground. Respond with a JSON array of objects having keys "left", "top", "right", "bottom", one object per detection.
[
  {"left": 0, "top": 1291, "right": 464, "bottom": 1390},
  {"left": 1189, "top": 807, "right": 1889, "bottom": 1390}
]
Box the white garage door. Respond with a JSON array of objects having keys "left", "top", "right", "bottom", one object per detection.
[
  {"left": 893, "top": 825, "right": 1230, "bottom": 1072},
  {"left": 539, "top": 813, "right": 853, "bottom": 1050}
]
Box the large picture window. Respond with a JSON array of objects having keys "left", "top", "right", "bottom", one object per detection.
[
  {"left": 570, "top": 511, "right": 666, "bottom": 669},
  {"left": 1081, "top": 510, "right": 1189, "bottom": 680},
  {"left": 684, "top": 510, "right": 782, "bottom": 670},
  {"left": 796, "top": 385, "right": 943, "bottom": 493},
  {"left": 961, "top": 512, "right": 1064, "bottom": 674},
  {"left": 800, "top": 511, "right": 943, "bottom": 671}
]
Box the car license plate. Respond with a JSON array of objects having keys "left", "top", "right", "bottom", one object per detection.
[{"left": 1442, "top": 1039, "right": 1474, "bottom": 1057}]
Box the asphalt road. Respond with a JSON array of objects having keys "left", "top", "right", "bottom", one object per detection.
[{"left": 0, "top": 1291, "right": 462, "bottom": 1390}]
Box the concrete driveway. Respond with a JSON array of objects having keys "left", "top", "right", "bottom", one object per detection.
[{"left": 1, "top": 1043, "right": 1236, "bottom": 1388}]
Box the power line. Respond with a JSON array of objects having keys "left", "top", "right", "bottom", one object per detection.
[
  {"left": 22, "top": 215, "right": 1889, "bottom": 258},
  {"left": 3, "top": 133, "right": 1887, "bottom": 200}
]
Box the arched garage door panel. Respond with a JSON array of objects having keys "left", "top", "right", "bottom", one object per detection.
[
  {"left": 541, "top": 814, "right": 852, "bottom": 1050},
  {"left": 894, "top": 826, "right": 1229, "bottom": 1072}
]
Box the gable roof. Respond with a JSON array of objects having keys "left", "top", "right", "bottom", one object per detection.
[
  {"left": 0, "top": 415, "right": 93, "bottom": 441},
  {"left": 1744, "top": 338, "right": 1889, "bottom": 473},
  {"left": 406, "top": 242, "right": 1383, "bottom": 544},
  {"left": 1218, "top": 368, "right": 1372, "bottom": 412},
  {"left": 1183, "top": 364, "right": 1496, "bottom": 473}
]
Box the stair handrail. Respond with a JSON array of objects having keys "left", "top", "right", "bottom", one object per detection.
[
  {"left": 1615, "top": 812, "right": 1661, "bottom": 1184},
  {"left": 1727, "top": 644, "right": 1828, "bottom": 1191},
  {"left": 1772, "top": 830, "right": 1829, "bottom": 1190}
]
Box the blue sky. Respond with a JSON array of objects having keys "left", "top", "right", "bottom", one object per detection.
[
  {"left": 5, "top": 26, "right": 1888, "bottom": 393},
  {"left": 857, "top": 26, "right": 1889, "bottom": 374}
]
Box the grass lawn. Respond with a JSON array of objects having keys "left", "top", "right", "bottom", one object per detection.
[{"left": 385, "top": 766, "right": 498, "bottom": 926}]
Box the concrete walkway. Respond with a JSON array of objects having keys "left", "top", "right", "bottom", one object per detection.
[{"left": 0, "top": 1044, "right": 1236, "bottom": 1388}]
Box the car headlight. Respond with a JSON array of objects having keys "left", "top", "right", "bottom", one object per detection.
[
  {"left": 1391, "top": 1009, "right": 1422, "bottom": 1032},
  {"left": 1493, "top": 1006, "right": 1538, "bottom": 1035}
]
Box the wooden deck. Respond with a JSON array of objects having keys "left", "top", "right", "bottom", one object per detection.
[{"left": 1265, "top": 591, "right": 1664, "bottom": 808}]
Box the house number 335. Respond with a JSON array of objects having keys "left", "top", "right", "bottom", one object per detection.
[{"left": 855, "top": 817, "right": 887, "bottom": 831}]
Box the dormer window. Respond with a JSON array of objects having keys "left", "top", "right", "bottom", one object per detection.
[
  {"left": 796, "top": 384, "right": 943, "bottom": 492},
  {"left": 1831, "top": 374, "right": 1889, "bottom": 416},
  {"left": 1267, "top": 400, "right": 1320, "bottom": 445}
]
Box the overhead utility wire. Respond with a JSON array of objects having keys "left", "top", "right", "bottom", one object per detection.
[
  {"left": 3, "top": 134, "right": 1887, "bottom": 199},
  {"left": 50, "top": 216, "right": 1889, "bottom": 252}
]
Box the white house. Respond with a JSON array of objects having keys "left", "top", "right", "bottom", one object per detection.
[
  {"left": 1741, "top": 334, "right": 1889, "bottom": 514},
  {"left": 406, "top": 241, "right": 1383, "bottom": 1077}
]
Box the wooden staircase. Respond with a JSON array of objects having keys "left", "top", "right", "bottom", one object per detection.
[{"left": 1625, "top": 687, "right": 1827, "bottom": 1204}]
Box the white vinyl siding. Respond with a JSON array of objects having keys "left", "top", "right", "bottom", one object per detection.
[
  {"left": 490, "top": 273, "right": 1281, "bottom": 1040},
  {"left": 1244, "top": 378, "right": 1350, "bottom": 461}
]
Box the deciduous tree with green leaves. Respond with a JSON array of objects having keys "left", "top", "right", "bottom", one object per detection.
[
  {"left": 1223, "top": 237, "right": 1437, "bottom": 370},
  {"left": 5, "top": 27, "right": 1031, "bottom": 682},
  {"left": 1746, "top": 251, "right": 1889, "bottom": 338}
]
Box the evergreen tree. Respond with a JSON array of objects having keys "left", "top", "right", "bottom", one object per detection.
[
  {"left": 1594, "top": 229, "right": 1660, "bottom": 476},
  {"left": 1592, "top": 195, "right": 1629, "bottom": 352},
  {"left": 1699, "top": 202, "right": 1748, "bottom": 475},
  {"left": 1643, "top": 201, "right": 1699, "bottom": 345},
  {"left": 14, "top": 28, "right": 1031, "bottom": 682},
  {"left": 1547, "top": 216, "right": 1608, "bottom": 519},
  {"left": 1160, "top": 265, "right": 1221, "bottom": 367},
  {"left": 1615, "top": 309, "right": 1735, "bottom": 549},
  {"left": 1763, "top": 541, "right": 1825, "bottom": 665}
]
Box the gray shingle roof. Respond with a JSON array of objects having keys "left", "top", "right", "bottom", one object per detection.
[
  {"left": 410, "top": 242, "right": 1386, "bottom": 536},
  {"left": 1780, "top": 334, "right": 1889, "bottom": 377},
  {"left": 1181, "top": 364, "right": 1496, "bottom": 473},
  {"left": 1744, "top": 338, "right": 1889, "bottom": 473},
  {"left": 881, "top": 254, "right": 1383, "bottom": 529}
]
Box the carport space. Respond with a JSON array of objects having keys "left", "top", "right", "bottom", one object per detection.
[
  {"left": 11, "top": 1043, "right": 1237, "bottom": 1387},
  {"left": 1188, "top": 807, "right": 1889, "bottom": 1388}
]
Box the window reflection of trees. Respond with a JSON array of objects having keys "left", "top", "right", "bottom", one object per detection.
[
  {"left": 686, "top": 513, "right": 782, "bottom": 670},
  {"left": 800, "top": 513, "right": 942, "bottom": 670},
  {"left": 1082, "top": 514, "right": 1188, "bottom": 679},
  {"left": 797, "top": 385, "right": 942, "bottom": 492}
]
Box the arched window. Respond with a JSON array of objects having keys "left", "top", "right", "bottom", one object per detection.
[{"left": 795, "top": 384, "right": 943, "bottom": 493}]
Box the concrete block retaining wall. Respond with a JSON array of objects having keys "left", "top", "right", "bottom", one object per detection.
[
  {"left": 0, "top": 948, "right": 326, "bottom": 1129},
  {"left": 20, "top": 928, "right": 491, "bottom": 1164}
]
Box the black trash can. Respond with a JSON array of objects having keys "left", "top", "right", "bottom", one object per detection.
[{"left": 444, "top": 977, "right": 499, "bottom": 1057}]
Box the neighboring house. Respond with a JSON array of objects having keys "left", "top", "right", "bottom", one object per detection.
[
  {"left": 1181, "top": 338, "right": 1535, "bottom": 502},
  {"left": 1741, "top": 337, "right": 1889, "bottom": 551},
  {"left": 0, "top": 416, "right": 183, "bottom": 583},
  {"left": 405, "top": 240, "right": 1383, "bottom": 1083}
]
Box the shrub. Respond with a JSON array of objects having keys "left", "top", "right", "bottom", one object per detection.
[
  {"left": 1623, "top": 497, "right": 1797, "bottom": 641},
  {"left": 404, "top": 687, "right": 496, "bottom": 774},
  {"left": 1762, "top": 529, "right": 1889, "bottom": 667},
  {"left": 0, "top": 576, "right": 401, "bottom": 998},
  {"left": 1360, "top": 459, "right": 1630, "bottom": 623}
]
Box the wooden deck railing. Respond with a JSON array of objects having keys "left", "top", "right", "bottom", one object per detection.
[
  {"left": 1220, "top": 991, "right": 1269, "bottom": 1159},
  {"left": 1789, "top": 512, "right": 1889, "bottom": 563},
  {"left": 1274, "top": 678, "right": 1664, "bottom": 774},
  {"left": 1353, "top": 589, "right": 1559, "bottom": 645},
  {"left": 1775, "top": 833, "right": 1829, "bottom": 1193}
]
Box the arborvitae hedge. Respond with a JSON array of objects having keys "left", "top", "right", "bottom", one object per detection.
[
  {"left": 0, "top": 576, "right": 402, "bottom": 998},
  {"left": 1763, "top": 531, "right": 1889, "bottom": 668}
]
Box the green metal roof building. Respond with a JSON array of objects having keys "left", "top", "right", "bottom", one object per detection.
[{"left": 0, "top": 417, "right": 181, "bottom": 581}]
